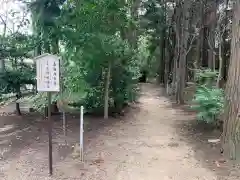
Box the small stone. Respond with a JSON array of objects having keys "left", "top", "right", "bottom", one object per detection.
[
  {"left": 208, "top": 139, "right": 220, "bottom": 143},
  {"left": 218, "top": 158, "right": 226, "bottom": 163}
]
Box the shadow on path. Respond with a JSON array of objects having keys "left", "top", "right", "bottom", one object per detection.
[{"left": 158, "top": 85, "right": 240, "bottom": 179}]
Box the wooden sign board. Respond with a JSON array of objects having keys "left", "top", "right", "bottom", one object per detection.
[{"left": 35, "top": 54, "right": 60, "bottom": 92}]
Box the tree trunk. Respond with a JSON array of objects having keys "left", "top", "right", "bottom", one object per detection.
[
  {"left": 196, "top": 0, "right": 204, "bottom": 68},
  {"left": 217, "top": 38, "right": 223, "bottom": 88},
  {"left": 0, "top": 60, "right": 5, "bottom": 73},
  {"left": 164, "top": 28, "right": 170, "bottom": 87},
  {"left": 104, "top": 61, "right": 111, "bottom": 119},
  {"left": 202, "top": 27, "right": 209, "bottom": 67},
  {"left": 44, "top": 38, "right": 51, "bottom": 53},
  {"left": 177, "top": 0, "right": 190, "bottom": 104},
  {"left": 207, "top": 0, "right": 217, "bottom": 70},
  {"left": 172, "top": 31, "right": 178, "bottom": 97},
  {"left": 222, "top": 0, "right": 229, "bottom": 81},
  {"left": 15, "top": 87, "right": 22, "bottom": 116},
  {"left": 222, "top": 34, "right": 228, "bottom": 81},
  {"left": 52, "top": 37, "right": 59, "bottom": 54},
  {"left": 222, "top": 1, "right": 240, "bottom": 160},
  {"left": 157, "top": 29, "right": 166, "bottom": 84},
  {"left": 16, "top": 102, "right": 21, "bottom": 116},
  {"left": 129, "top": 0, "right": 141, "bottom": 48},
  {"left": 216, "top": 0, "right": 228, "bottom": 88},
  {"left": 164, "top": 1, "right": 169, "bottom": 87},
  {"left": 172, "top": 2, "right": 181, "bottom": 97},
  {"left": 0, "top": 19, "right": 6, "bottom": 72}
]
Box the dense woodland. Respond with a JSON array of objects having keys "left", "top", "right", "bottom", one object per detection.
[{"left": 0, "top": 0, "right": 240, "bottom": 161}]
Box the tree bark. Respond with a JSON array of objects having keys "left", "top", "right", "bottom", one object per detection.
[
  {"left": 216, "top": 0, "right": 228, "bottom": 88},
  {"left": 164, "top": 1, "right": 169, "bottom": 87},
  {"left": 222, "top": 0, "right": 229, "bottom": 81},
  {"left": 172, "top": 1, "right": 181, "bottom": 97},
  {"left": 207, "top": 0, "right": 217, "bottom": 70},
  {"left": 164, "top": 27, "right": 170, "bottom": 87},
  {"left": 15, "top": 87, "right": 22, "bottom": 116},
  {"left": 196, "top": 0, "right": 204, "bottom": 68},
  {"left": 177, "top": 0, "right": 190, "bottom": 104},
  {"left": 0, "top": 16, "right": 6, "bottom": 72},
  {"left": 222, "top": 1, "right": 240, "bottom": 160},
  {"left": 104, "top": 61, "right": 111, "bottom": 119},
  {"left": 216, "top": 36, "right": 223, "bottom": 88},
  {"left": 158, "top": 29, "right": 166, "bottom": 84},
  {"left": 202, "top": 27, "right": 209, "bottom": 67}
]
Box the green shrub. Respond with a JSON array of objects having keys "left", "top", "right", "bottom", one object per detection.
[
  {"left": 195, "top": 68, "right": 218, "bottom": 86},
  {"left": 191, "top": 85, "right": 224, "bottom": 124}
]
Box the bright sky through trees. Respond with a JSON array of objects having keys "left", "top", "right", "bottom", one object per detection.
[{"left": 0, "top": 0, "right": 31, "bottom": 35}]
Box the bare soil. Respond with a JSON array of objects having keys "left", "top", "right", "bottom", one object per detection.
[{"left": 0, "top": 83, "right": 239, "bottom": 180}]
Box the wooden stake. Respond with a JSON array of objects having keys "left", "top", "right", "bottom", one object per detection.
[{"left": 48, "top": 92, "right": 53, "bottom": 175}]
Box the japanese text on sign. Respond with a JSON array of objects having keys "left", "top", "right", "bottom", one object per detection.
[{"left": 36, "top": 54, "right": 60, "bottom": 92}]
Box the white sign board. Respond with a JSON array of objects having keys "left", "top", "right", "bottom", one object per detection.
[{"left": 35, "top": 54, "right": 60, "bottom": 92}]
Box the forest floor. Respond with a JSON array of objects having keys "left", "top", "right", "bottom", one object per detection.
[{"left": 0, "top": 83, "right": 240, "bottom": 180}]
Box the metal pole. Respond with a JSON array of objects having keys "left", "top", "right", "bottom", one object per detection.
[
  {"left": 80, "top": 106, "right": 84, "bottom": 161},
  {"left": 48, "top": 92, "right": 53, "bottom": 175}
]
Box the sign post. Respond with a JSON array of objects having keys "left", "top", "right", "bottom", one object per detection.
[
  {"left": 48, "top": 92, "right": 52, "bottom": 175},
  {"left": 35, "top": 53, "right": 60, "bottom": 176},
  {"left": 80, "top": 106, "right": 84, "bottom": 162}
]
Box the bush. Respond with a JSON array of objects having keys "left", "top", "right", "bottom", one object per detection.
[
  {"left": 191, "top": 85, "right": 224, "bottom": 124},
  {"left": 79, "top": 35, "right": 141, "bottom": 114},
  {"left": 195, "top": 68, "right": 218, "bottom": 86}
]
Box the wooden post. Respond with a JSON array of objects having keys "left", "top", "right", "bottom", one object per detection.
[
  {"left": 48, "top": 92, "right": 53, "bottom": 175},
  {"left": 35, "top": 53, "right": 60, "bottom": 176}
]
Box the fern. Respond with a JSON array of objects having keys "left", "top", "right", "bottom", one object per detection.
[{"left": 191, "top": 85, "right": 224, "bottom": 124}]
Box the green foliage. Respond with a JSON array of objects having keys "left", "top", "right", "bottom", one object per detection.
[
  {"left": 1, "top": 33, "right": 35, "bottom": 59},
  {"left": 55, "top": 0, "right": 143, "bottom": 114},
  {"left": 12, "top": 0, "right": 149, "bottom": 115},
  {"left": 63, "top": 33, "right": 141, "bottom": 113},
  {"left": 137, "top": 36, "right": 151, "bottom": 71},
  {"left": 191, "top": 86, "right": 224, "bottom": 124},
  {"left": 191, "top": 69, "right": 224, "bottom": 124},
  {"left": 195, "top": 68, "right": 218, "bottom": 86},
  {"left": 0, "top": 30, "right": 36, "bottom": 95},
  {"left": 0, "top": 67, "right": 35, "bottom": 94},
  {"left": 141, "top": 0, "right": 166, "bottom": 34},
  {"left": 140, "top": 0, "right": 167, "bottom": 78}
]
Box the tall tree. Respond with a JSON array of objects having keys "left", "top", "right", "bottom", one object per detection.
[
  {"left": 30, "top": 0, "right": 64, "bottom": 54},
  {"left": 222, "top": 1, "right": 240, "bottom": 160},
  {"left": 207, "top": 0, "right": 217, "bottom": 70},
  {"left": 176, "top": 0, "right": 191, "bottom": 104}
]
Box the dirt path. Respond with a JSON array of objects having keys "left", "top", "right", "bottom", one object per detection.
[
  {"left": 0, "top": 84, "right": 239, "bottom": 179},
  {"left": 75, "top": 84, "right": 219, "bottom": 180}
]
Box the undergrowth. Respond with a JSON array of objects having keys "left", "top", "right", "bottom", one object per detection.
[{"left": 191, "top": 69, "right": 224, "bottom": 125}]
